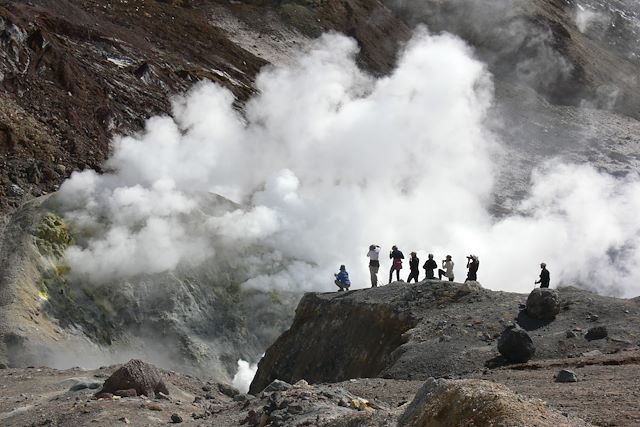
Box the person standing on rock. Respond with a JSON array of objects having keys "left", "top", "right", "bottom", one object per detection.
[
  {"left": 535, "top": 262, "right": 550, "bottom": 288},
  {"left": 438, "top": 255, "right": 455, "bottom": 282},
  {"left": 367, "top": 244, "right": 381, "bottom": 287},
  {"left": 465, "top": 255, "right": 479, "bottom": 282},
  {"left": 407, "top": 252, "right": 420, "bottom": 283},
  {"left": 423, "top": 253, "right": 437, "bottom": 279},
  {"left": 389, "top": 245, "right": 405, "bottom": 283},
  {"left": 334, "top": 265, "right": 351, "bottom": 292}
]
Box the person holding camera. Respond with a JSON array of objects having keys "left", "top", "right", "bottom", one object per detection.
[
  {"left": 438, "top": 255, "right": 455, "bottom": 282},
  {"left": 465, "top": 254, "right": 479, "bottom": 282},
  {"left": 367, "top": 244, "right": 381, "bottom": 287},
  {"left": 389, "top": 245, "right": 405, "bottom": 283}
]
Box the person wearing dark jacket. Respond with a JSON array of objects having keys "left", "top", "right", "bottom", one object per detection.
[
  {"left": 389, "top": 245, "right": 405, "bottom": 283},
  {"left": 407, "top": 252, "right": 420, "bottom": 283},
  {"left": 423, "top": 254, "right": 437, "bottom": 279},
  {"left": 465, "top": 255, "right": 479, "bottom": 282},
  {"left": 535, "top": 263, "right": 550, "bottom": 288}
]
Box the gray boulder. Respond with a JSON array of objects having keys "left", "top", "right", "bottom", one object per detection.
[
  {"left": 555, "top": 369, "right": 577, "bottom": 383},
  {"left": 585, "top": 326, "right": 608, "bottom": 341},
  {"left": 526, "top": 288, "right": 560, "bottom": 321},
  {"left": 497, "top": 325, "right": 535, "bottom": 363}
]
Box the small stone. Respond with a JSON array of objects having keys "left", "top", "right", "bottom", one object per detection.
[
  {"left": 170, "top": 413, "right": 183, "bottom": 423},
  {"left": 556, "top": 369, "right": 578, "bottom": 383},
  {"left": 7, "top": 184, "right": 25, "bottom": 197},
  {"left": 582, "top": 349, "right": 602, "bottom": 357},
  {"left": 565, "top": 330, "right": 578, "bottom": 338},
  {"left": 157, "top": 392, "right": 170, "bottom": 400},
  {"left": 201, "top": 385, "right": 212, "bottom": 392},
  {"left": 585, "top": 326, "right": 608, "bottom": 341},
  {"left": 193, "top": 396, "right": 203, "bottom": 404},
  {"left": 114, "top": 389, "right": 137, "bottom": 398},
  {"left": 146, "top": 403, "right": 163, "bottom": 411},
  {"left": 0, "top": 363, "right": 7, "bottom": 369},
  {"left": 233, "top": 394, "right": 249, "bottom": 402},
  {"left": 70, "top": 383, "right": 89, "bottom": 392},
  {"left": 587, "top": 314, "right": 599, "bottom": 322},
  {"left": 217, "top": 383, "right": 239, "bottom": 398},
  {"left": 292, "top": 379, "right": 310, "bottom": 389},
  {"left": 263, "top": 379, "right": 291, "bottom": 392},
  {"left": 439, "top": 335, "right": 452, "bottom": 342},
  {"left": 95, "top": 392, "right": 114, "bottom": 400},
  {"left": 118, "top": 417, "right": 130, "bottom": 424}
]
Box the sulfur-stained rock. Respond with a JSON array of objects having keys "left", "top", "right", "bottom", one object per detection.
[{"left": 398, "top": 378, "right": 585, "bottom": 426}]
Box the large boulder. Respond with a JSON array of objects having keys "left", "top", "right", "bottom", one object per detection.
[
  {"left": 398, "top": 378, "right": 584, "bottom": 426},
  {"left": 526, "top": 288, "right": 561, "bottom": 321},
  {"left": 497, "top": 325, "right": 535, "bottom": 363},
  {"left": 98, "top": 359, "right": 169, "bottom": 398}
]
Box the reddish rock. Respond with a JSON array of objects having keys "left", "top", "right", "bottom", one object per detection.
[{"left": 97, "top": 359, "right": 169, "bottom": 398}]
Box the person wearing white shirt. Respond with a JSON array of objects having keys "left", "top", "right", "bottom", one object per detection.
[{"left": 367, "top": 244, "right": 381, "bottom": 287}]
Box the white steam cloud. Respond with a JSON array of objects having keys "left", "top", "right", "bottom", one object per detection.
[
  {"left": 575, "top": 4, "right": 610, "bottom": 34},
  {"left": 57, "top": 29, "right": 640, "bottom": 297},
  {"left": 232, "top": 359, "right": 258, "bottom": 394}
]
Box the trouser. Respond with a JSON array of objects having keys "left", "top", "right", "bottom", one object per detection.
[
  {"left": 389, "top": 266, "right": 401, "bottom": 283},
  {"left": 438, "top": 269, "right": 454, "bottom": 281},
  {"left": 335, "top": 279, "right": 349, "bottom": 291},
  {"left": 425, "top": 269, "right": 435, "bottom": 279},
  {"left": 407, "top": 270, "right": 419, "bottom": 283},
  {"left": 465, "top": 271, "right": 477, "bottom": 282},
  {"left": 540, "top": 282, "right": 549, "bottom": 288},
  {"left": 369, "top": 264, "right": 379, "bottom": 287}
]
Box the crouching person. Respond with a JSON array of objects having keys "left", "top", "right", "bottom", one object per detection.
[{"left": 334, "top": 265, "right": 351, "bottom": 292}]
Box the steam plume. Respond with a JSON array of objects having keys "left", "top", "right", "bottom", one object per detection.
[{"left": 57, "top": 29, "right": 640, "bottom": 297}]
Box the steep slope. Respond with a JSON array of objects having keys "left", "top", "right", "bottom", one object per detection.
[
  {"left": 0, "top": 0, "right": 409, "bottom": 213},
  {"left": 0, "top": 196, "right": 299, "bottom": 381}
]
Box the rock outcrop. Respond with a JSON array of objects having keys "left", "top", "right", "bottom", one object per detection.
[
  {"left": 98, "top": 359, "right": 169, "bottom": 398},
  {"left": 251, "top": 281, "right": 640, "bottom": 393}
]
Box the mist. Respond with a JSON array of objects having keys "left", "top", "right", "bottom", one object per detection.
[{"left": 56, "top": 28, "right": 640, "bottom": 297}]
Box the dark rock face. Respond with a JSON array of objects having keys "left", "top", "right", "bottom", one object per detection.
[
  {"left": 585, "top": 326, "right": 608, "bottom": 341},
  {"left": 556, "top": 369, "right": 578, "bottom": 383},
  {"left": 249, "top": 289, "right": 418, "bottom": 394},
  {"left": 98, "top": 359, "right": 169, "bottom": 398},
  {"left": 526, "top": 288, "right": 561, "bottom": 321},
  {"left": 498, "top": 325, "right": 536, "bottom": 363}
]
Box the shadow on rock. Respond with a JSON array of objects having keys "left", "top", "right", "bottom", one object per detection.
[{"left": 516, "top": 309, "right": 554, "bottom": 331}]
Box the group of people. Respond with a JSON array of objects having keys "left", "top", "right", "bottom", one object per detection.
[{"left": 333, "top": 245, "right": 551, "bottom": 291}]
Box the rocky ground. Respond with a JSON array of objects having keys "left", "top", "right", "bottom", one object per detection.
[
  {"left": 1, "top": 342, "right": 638, "bottom": 425},
  {"left": 251, "top": 281, "right": 640, "bottom": 390}
]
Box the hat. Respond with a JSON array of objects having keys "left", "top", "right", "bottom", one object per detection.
[{"left": 340, "top": 265, "right": 346, "bottom": 270}]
